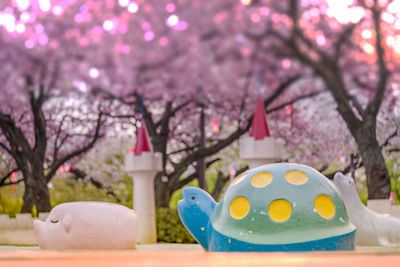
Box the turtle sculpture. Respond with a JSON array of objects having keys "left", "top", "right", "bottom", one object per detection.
[{"left": 178, "top": 163, "right": 356, "bottom": 252}]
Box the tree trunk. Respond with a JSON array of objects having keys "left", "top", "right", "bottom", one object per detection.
[
  {"left": 355, "top": 122, "right": 391, "bottom": 199},
  {"left": 21, "top": 183, "right": 35, "bottom": 213},
  {"left": 22, "top": 181, "right": 51, "bottom": 212},
  {"left": 211, "top": 171, "right": 226, "bottom": 201},
  {"left": 322, "top": 74, "right": 391, "bottom": 199},
  {"left": 197, "top": 106, "right": 207, "bottom": 190},
  {"left": 154, "top": 173, "right": 172, "bottom": 207},
  {"left": 20, "top": 160, "right": 51, "bottom": 213},
  {"left": 34, "top": 176, "right": 51, "bottom": 212}
]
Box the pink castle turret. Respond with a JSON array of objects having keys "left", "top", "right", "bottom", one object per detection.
[
  {"left": 249, "top": 98, "right": 271, "bottom": 140},
  {"left": 125, "top": 121, "right": 162, "bottom": 244},
  {"left": 134, "top": 124, "right": 152, "bottom": 155},
  {"left": 240, "top": 97, "right": 285, "bottom": 168}
]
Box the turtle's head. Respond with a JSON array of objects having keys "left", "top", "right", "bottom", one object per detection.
[{"left": 178, "top": 187, "right": 216, "bottom": 250}]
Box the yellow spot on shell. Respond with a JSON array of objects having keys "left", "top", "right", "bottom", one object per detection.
[
  {"left": 232, "top": 173, "right": 247, "bottom": 186},
  {"left": 229, "top": 196, "right": 250, "bottom": 219},
  {"left": 251, "top": 172, "right": 273, "bottom": 188},
  {"left": 285, "top": 170, "right": 308, "bottom": 185},
  {"left": 315, "top": 195, "right": 335, "bottom": 219},
  {"left": 268, "top": 199, "right": 292, "bottom": 222}
]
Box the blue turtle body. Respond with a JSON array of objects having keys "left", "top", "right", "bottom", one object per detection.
[{"left": 177, "top": 163, "right": 356, "bottom": 252}]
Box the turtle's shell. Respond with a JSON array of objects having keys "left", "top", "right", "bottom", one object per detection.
[{"left": 210, "top": 163, "right": 355, "bottom": 245}]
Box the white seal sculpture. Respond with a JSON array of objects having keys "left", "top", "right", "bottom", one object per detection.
[
  {"left": 34, "top": 202, "right": 137, "bottom": 249},
  {"left": 334, "top": 172, "right": 400, "bottom": 246}
]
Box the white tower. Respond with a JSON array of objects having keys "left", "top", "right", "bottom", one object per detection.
[
  {"left": 240, "top": 98, "right": 285, "bottom": 168},
  {"left": 125, "top": 123, "right": 162, "bottom": 244}
]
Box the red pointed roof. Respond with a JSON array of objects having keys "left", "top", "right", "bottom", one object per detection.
[
  {"left": 134, "top": 122, "right": 152, "bottom": 155},
  {"left": 249, "top": 97, "right": 271, "bottom": 140}
]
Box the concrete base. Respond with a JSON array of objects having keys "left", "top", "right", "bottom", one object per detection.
[
  {"left": 0, "top": 230, "right": 37, "bottom": 246},
  {"left": 0, "top": 213, "right": 48, "bottom": 246}
]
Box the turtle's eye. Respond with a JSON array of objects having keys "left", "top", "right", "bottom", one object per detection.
[
  {"left": 191, "top": 195, "right": 196, "bottom": 200},
  {"left": 50, "top": 219, "right": 59, "bottom": 223}
]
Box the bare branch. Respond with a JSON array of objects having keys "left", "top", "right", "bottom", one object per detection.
[
  {"left": 0, "top": 178, "right": 24, "bottom": 187},
  {"left": 0, "top": 141, "right": 13, "bottom": 156},
  {"left": 171, "top": 100, "right": 192, "bottom": 115},
  {"left": 167, "top": 124, "right": 248, "bottom": 186},
  {"left": 365, "top": 4, "right": 390, "bottom": 117},
  {"left": 69, "top": 168, "right": 121, "bottom": 202},
  {"left": 264, "top": 75, "right": 303, "bottom": 108},
  {"left": 348, "top": 95, "right": 365, "bottom": 117},
  {"left": 173, "top": 158, "right": 220, "bottom": 190},
  {"left": 53, "top": 114, "right": 70, "bottom": 163},
  {"left": 334, "top": 23, "right": 359, "bottom": 59},
  {"left": 155, "top": 101, "right": 172, "bottom": 134},
  {"left": 324, "top": 156, "right": 364, "bottom": 180},
  {"left": 92, "top": 87, "right": 137, "bottom": 106},
  {"left": 0, "top": 168, "right": 19, "bottom": 186},
  {"left": 381, "top": 127, "right": 399, "bottom": 148},
  {"left": 45, "top": 112, "right": 104, "bottom": 182},
  {"left": 168, "top": 144, "right": 200, "bottom": 156},
  {"left": 167, "top": 76, "right": 302, "bottom": 186},
  {"left": 266, "top": 90, "right": 325, "bottom": 113}
]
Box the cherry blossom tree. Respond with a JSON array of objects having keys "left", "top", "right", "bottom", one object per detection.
[
  {"left": 241, "top": 0, "right": 400, "bottom": 199},
  {"left": 0, "top": 1, "right": 112, "bottom": 212}
]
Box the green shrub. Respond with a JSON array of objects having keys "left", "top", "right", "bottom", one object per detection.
[
  {"left": 0, "top": 184, "right": 24, "bottom": 217},
  {"left": 156, "top": 207, "right": 196, "bottom": 243},
  {"left": 50, "top": 178, "right": 117, "bottom": 207}
]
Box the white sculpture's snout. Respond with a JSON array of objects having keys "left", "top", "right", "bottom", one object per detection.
[
  {"left": 33, "top": 219, "right": 44, "bottom": 240},
  {"left": 33, "top": 219, "right": 44, "bottom": 231}
]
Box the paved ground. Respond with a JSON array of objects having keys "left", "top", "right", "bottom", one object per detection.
[{"left": 1, "top": 244, "right": 400, "bottom": 267}]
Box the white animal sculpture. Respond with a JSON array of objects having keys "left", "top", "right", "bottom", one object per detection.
[
  {"left": 34, "top": 201, "right": 137, "bottom": 249},
  {"left": 334, "top": 172, "right": 400, "bottom": 246}
]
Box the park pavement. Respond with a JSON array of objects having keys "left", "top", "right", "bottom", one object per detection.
[{"left": 1, "top": 244, "right": 400, "bottom": 266}]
